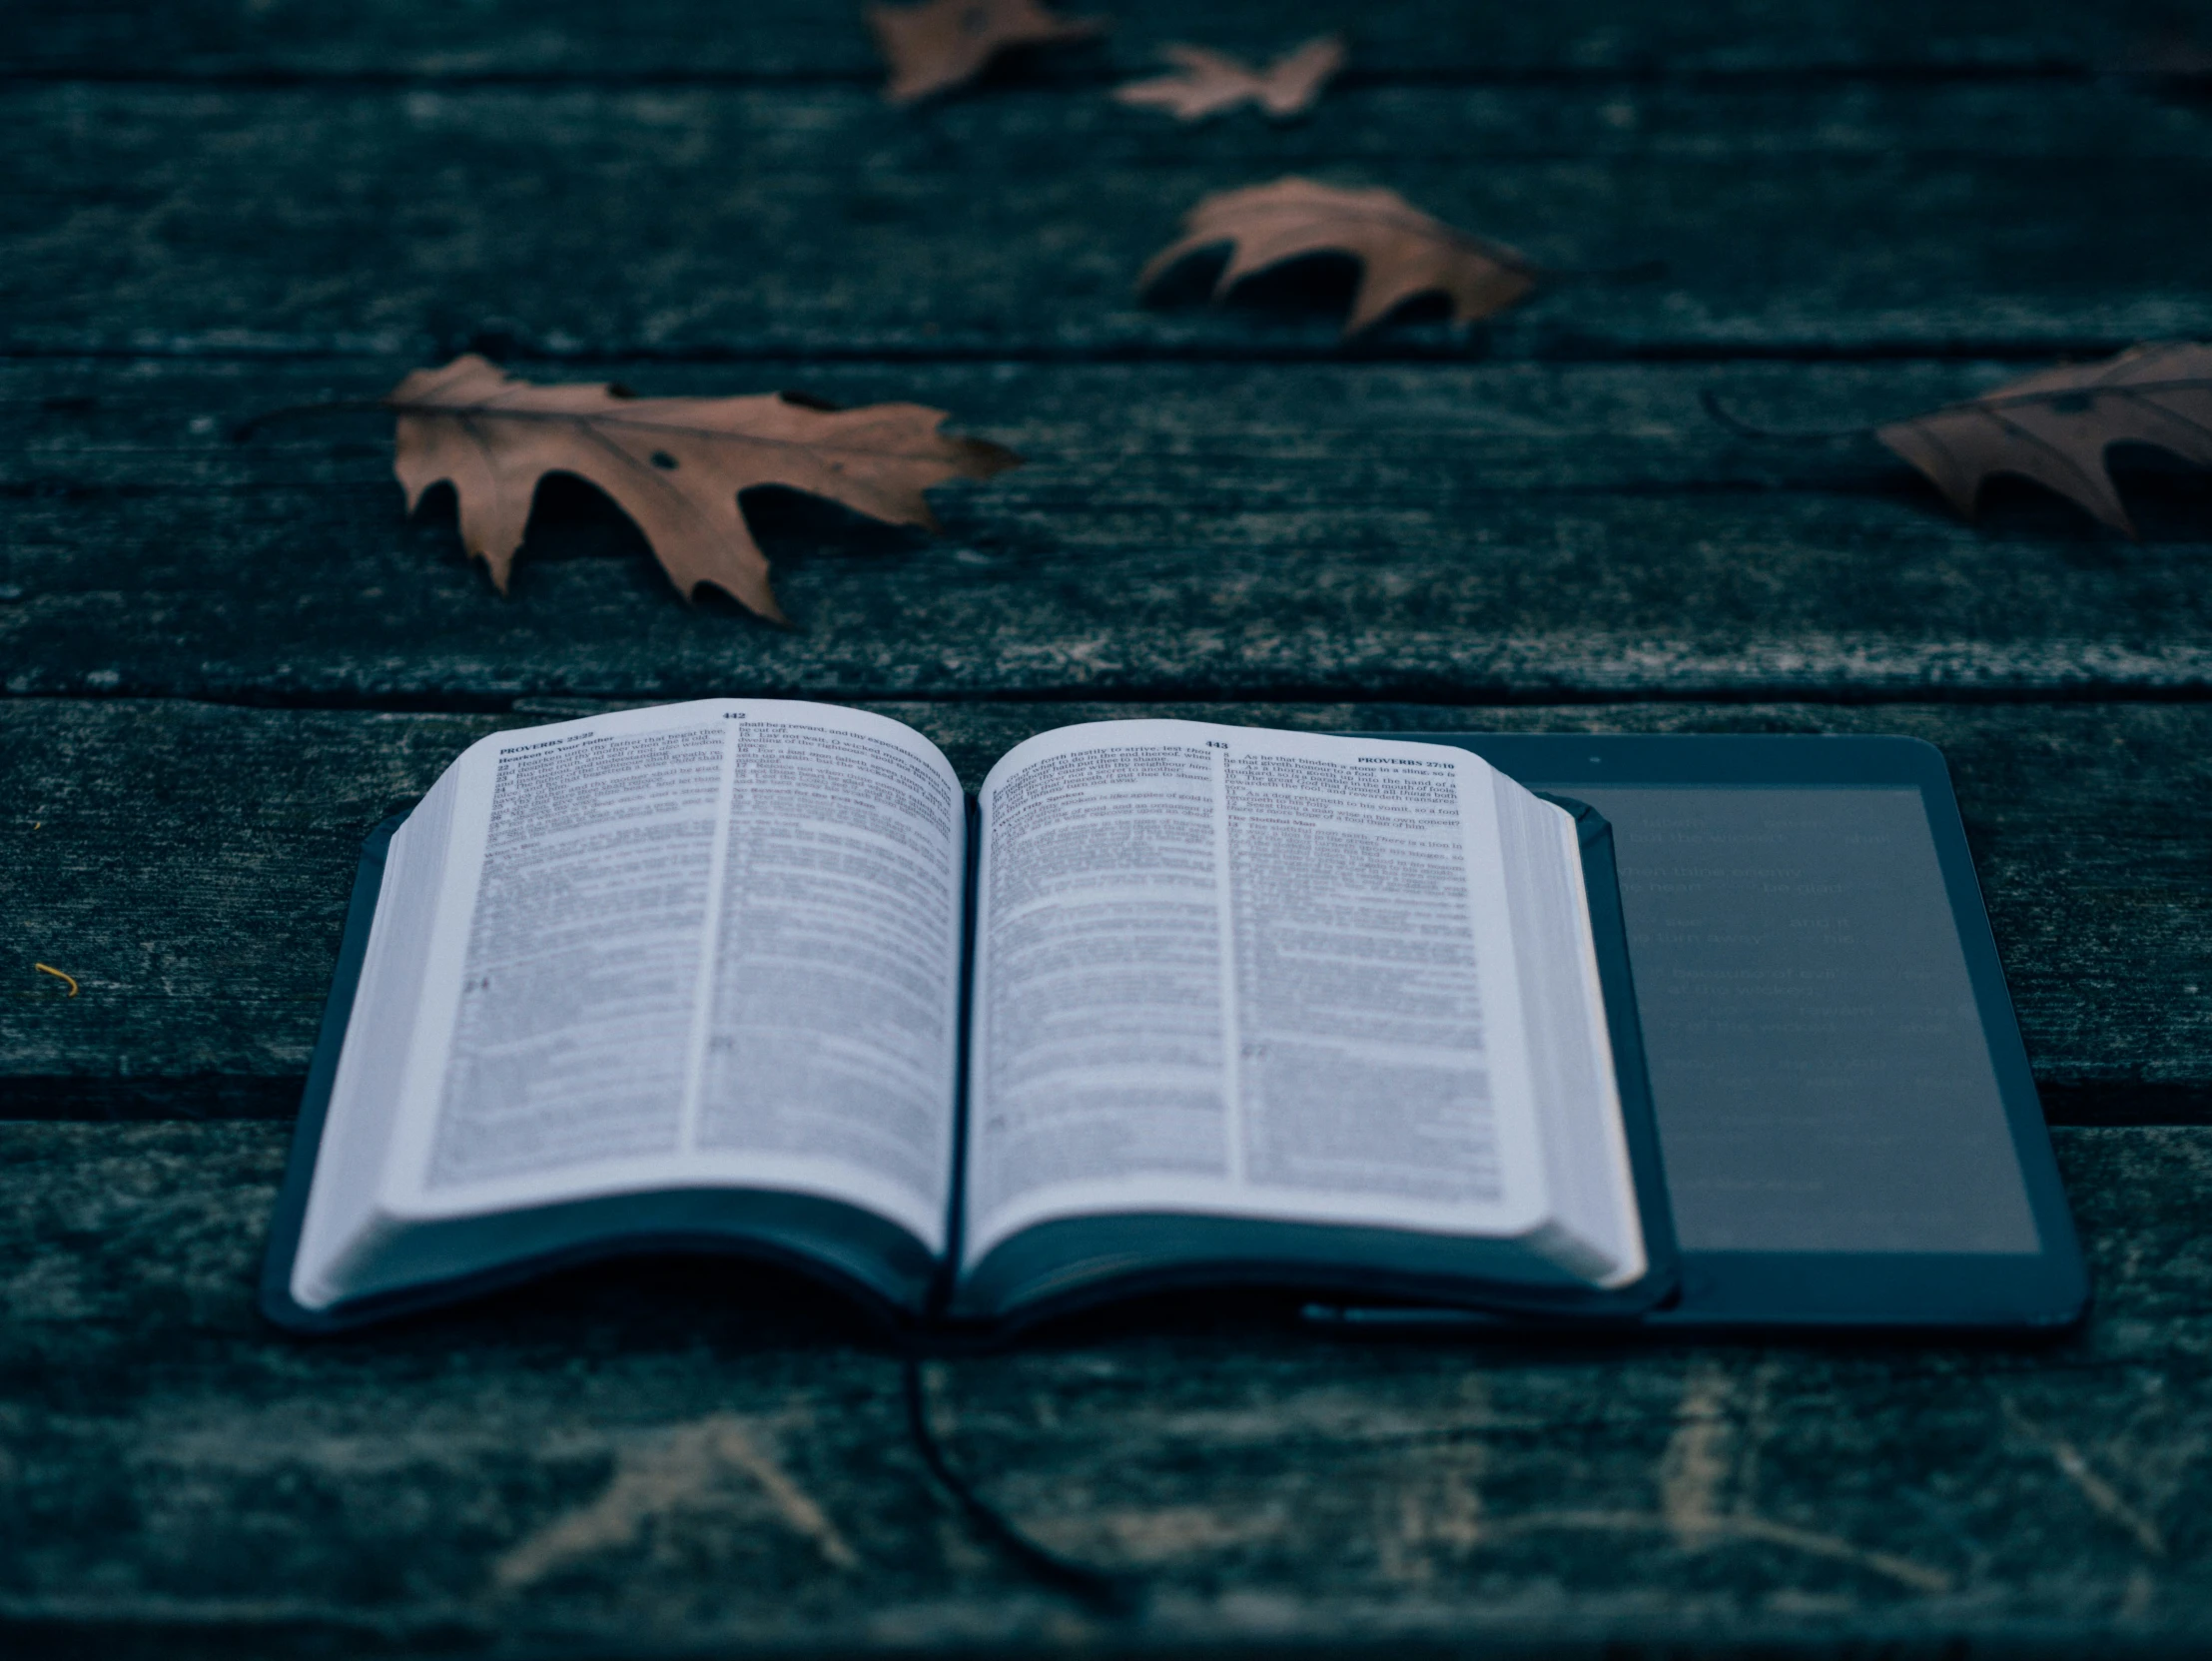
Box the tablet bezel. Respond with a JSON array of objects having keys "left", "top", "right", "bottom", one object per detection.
[{"left": 1343, "top": 732, "right": 2089, "bottom": 1332}]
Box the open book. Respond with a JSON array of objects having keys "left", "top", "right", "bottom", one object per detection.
[{"left": 265, "top": 701, "right": 1670, "bottom": 1332}]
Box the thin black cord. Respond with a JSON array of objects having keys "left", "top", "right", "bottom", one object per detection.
[
  {"left": 1698, "top": 387, "right": 1875, "bottom": 444},
  {"left": 901, "top": 1354, "right": 1133, "bottom": 1616},
  {"left": 229, "top": 398, "right": 395, "bottom": 441}
]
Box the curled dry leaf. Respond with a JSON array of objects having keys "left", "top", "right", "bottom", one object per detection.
[
  {"left": 1111, "top": 35, "right": 1345, "bottom": 123},
  {"left": 867, "top": 0, "right": 1104, "bottom": 106},
  {"left": 1138, "top": 177, "right": 1537, "bottom": 338},
  {"left": 1875, "top": 343, "right": 2212, "bottom": 535},
  {"left": 389, "top": 356, "right": 1021, "bottom": 621}
]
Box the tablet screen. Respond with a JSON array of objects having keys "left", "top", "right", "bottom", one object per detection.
[{"left": 1559, "top": 785, "right": 2040, "bottom": 1255}]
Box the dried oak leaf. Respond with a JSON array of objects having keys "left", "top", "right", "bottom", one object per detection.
[
  {"left": 1875, "top": 343, "right": 2212, "bottom": 535},
  {"left": 1138, "top": 177, "right": 1537, "bottom": 337},
  {"left": 390, "top": 355, "right": 1021, "bottom": 621},
  {"left": 867, "top": 0, "right": 1104, "bottom": 106},
  {"left": 1111, "top": 35, "right": 1345, "bottom": 123}
]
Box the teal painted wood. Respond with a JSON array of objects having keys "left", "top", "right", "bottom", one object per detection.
[
  {"left": 0, "top": 1121, "right": 2201, "bottom": 1654},
  {"left": 2, "top": 81, "right": 2208, "bottom": 361},
  {"left": 6, "top": 0, "right": 2211, "bottom": 1646},
  {"left": 3, "top": 699, "right": 2208, "bottom": 1118},
  {"left": 7, "top": 358, "right": 2212, "bottom": 703},
  {"left": 1, "top": 0, "right": 2198, "bottom": 79}
]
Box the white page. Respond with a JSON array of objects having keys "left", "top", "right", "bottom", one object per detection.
[
  {"left": 423, "top": 712, "right": 727, "bottom": 1189},
  {"left": 353, "top": 701, "right": 963, "bottom": 1259},
  {"left": 962, "top": 720, "right": 1556, "bottom": 1267},
  {"left": 293, "top": 761, "right": 465, "bottom": 1307},
  {"left": 691, "top": 706, "right": 968, "bottom": 1242},
  {"left": 1492, "top": 779, "right": 1642, "bottom": 1281}
]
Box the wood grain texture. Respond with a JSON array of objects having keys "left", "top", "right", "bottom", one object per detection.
[
  {"left": 10, "top": 358, "right": 2212, "bottom": 704},
  {"left": 3, "top": 81, "right": 2208, "bottom": 361},
  {"left": 0, "top": 1120, "right": 2203, "bottom": 1655},
  {"left": 1, "top": 0, "right": 2196, "bottom": 79},
  {"left": 11, "top": 0, "right": 2212, "bottom": 1648},
  {"left": 3, "top": 698, "right": 2208, "bottom": 1118}
]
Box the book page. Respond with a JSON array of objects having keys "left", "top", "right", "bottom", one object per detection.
[
  {"left": 369, "top": 700, "right": 964, "bottom": 1254},
  {"left": 963, "top": 720, "right": 1556, "bottom": 1267},
  {"left": 426, "top": 715, "right": 726, "bottom": 1187},
  {"left": 692, "top": 707, "right": 968, "bottom": 1238},
  {"left": 292, "top": 761, "right": 465, "bottom": 1307}
]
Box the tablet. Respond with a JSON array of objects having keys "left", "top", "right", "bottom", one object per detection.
[{"left": 1330, "top": 734, "right": 2089, "bottom": 1332}]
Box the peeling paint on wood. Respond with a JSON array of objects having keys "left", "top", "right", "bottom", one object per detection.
[
  {"left": 7, "top": 359, "right": 2212, "bottom": 703},
  {"left": 3, "top": 698, "right": 2207, "bottom": 1114},
  {"left": 0, "top": 1124, "right": 2206, "bottom": 1651},
  {"left": 8, "top": 0, "right": 2211, "bottom": 1647}
]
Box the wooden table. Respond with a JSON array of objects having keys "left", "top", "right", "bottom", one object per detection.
[{"left": 5, "top": 1, "right": 2211, "bottom": 1652}]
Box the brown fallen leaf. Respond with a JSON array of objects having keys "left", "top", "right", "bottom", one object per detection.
[
  {"left": 867, "top": 0, "right": 1104, "bottom": 106},
  {"left": 388, "top": 355, "right": 1021, "bottom": 621},
  {"left": 1874, "top": 343, "right": 2212, "bottom": 535},
  {"left": 1111, "top": 35, "right": 1345, "bottom": 123},
  {"left": 1138, "top": 176, "right": 1538, "bottom": 337}
]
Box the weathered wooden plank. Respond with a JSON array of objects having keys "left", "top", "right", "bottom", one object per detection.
[
  {"left": 1, "top": 0, "right": 2193, "bottom": 80},
  {"left": 9, "top": 358, "right": 2212, "bottom": 703},
  {"left": 0, "top": 1120, "right": 2204, "bottom": 1654},
  {"left": 4, "top": 82, "right": 2209, "bottom": 361},
  {"left": 4, "top": 698, "right": 2208, "bottom": 1119}
]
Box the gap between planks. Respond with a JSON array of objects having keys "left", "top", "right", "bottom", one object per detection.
[
  {"left": 0, "top": 63, "right": 2135, "bottom": 92},
  {"left": 12, "top": 685, "right": 2212, "bottom": 717},
  {"left": 0, "top": 337, "right": 2174, "bottom": 369}
]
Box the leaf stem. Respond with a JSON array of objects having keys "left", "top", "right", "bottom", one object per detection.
[
  {"left": 253, "top": 395, "right": 1018, "bottom": 469},
  {"left": 1698, "top": 390, "right": 1874, "bottom": 444},
  {"left": 1545, "top": 258, "right": 1668, "bottom": 286},
  {"left": 1702, "top": 375, "right": 2212, "bottom": 443},
  {"left": 230, "top": 398, "right": 395, "bottom": 442}
]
